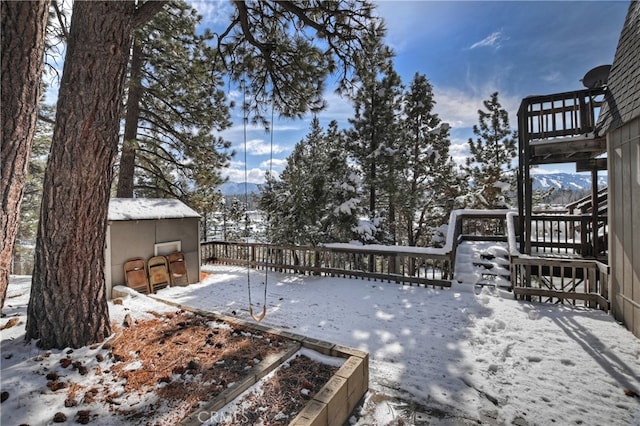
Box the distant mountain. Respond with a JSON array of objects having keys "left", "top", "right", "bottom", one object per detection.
[
  {"left": 532, "top": 172, "right": 607, "bottom": 191},
  {"left": 220, "top": 181, "right": 260, "bottom": 195},
  {"left": 221, "top": 174, "right": 606, "bottom": 196}
]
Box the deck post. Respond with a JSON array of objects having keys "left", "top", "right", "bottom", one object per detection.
[{"left": 591, "top": 168, "right": 599, "bottom": 257}]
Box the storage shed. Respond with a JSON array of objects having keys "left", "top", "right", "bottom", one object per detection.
[{"left": 105, "top": 198, "right": 201, "bottom": 299}]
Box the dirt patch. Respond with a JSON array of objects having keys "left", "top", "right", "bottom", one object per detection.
[
  {"left": 218, "top": 353, "right": 339, "bottom": 425},
  {"left": 47, "top": 310, "right": 336, "bottom": 424}
]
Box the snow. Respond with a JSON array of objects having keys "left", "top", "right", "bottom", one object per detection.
[
  {"left": 3, "top": 239, "right": 640, "bottom": 425},
  {"left": 108, "top": 198, "right": 201, "bottom": 221}
]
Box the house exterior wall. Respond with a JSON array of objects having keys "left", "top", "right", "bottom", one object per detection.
[
  {"left": 107, "top": 217, "right": 200, "bottom": 298},
  {"left": 609, "top": 115, "right": 640, "bottom": 337}
]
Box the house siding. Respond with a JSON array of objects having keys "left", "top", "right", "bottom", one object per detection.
[{"left": 608, "top": 116, "right": 640, "bottom": 337}]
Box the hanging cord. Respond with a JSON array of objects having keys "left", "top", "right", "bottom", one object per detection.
[
  {"left": 261, "top": 100, "right": 275, "bottom": 305},
  {"left": 243, "top": 78, "right": 266, "bottom": 322}
]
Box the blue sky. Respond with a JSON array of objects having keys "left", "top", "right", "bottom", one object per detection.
[{"left": 192, "top": 1, "right": 629, "bottom": 184}]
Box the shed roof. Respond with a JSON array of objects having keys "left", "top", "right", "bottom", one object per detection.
[
  {"left": 596, "top": 1, "right": 640, "bottom": 133},
  {"left": 108, "top": 198, "right": 201, "bottom": 221}
]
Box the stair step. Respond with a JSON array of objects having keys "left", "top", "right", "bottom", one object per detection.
[
  {"left": 476, "top": 281, "right": 513, "bottom": 290},
  {"left": 473, "top": 262, "right": 495, "bottom": 270},
  {"left": 482, "top": 270, "right": 511, "bottom": 278}
]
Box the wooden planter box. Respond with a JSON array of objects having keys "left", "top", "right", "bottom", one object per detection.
[{"left": 134, "top": 295, "right": 369, "bottom": 426}]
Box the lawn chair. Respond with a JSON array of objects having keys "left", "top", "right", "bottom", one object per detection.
[
  {"left": 123, "top": 258, "right": 151, "bottom": 294},
  {"left": 167, "top": 252, "right": 189, "bottom": 286},
  {"left": 148, "top": 255, "right": 171, "bottom": 293}
]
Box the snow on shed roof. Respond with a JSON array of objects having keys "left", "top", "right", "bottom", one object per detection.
[{"left": 108, "top": 198, "right": 201, "bottom": 221}]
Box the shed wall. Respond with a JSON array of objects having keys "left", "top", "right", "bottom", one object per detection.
[
  {"left": 608, "top": 116, "right": 640, "bottom": 337},
  {"left": 108, "top": 217, "right": 200, "bottom": 298}
]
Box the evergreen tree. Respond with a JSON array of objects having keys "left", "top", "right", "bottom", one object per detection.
[
  {"left": 463, "top": 92, "right": 517, "bottom": 209},
  {"left": 322, "top": 120, "right": 362, "bottom": 243},
  {"left": 0, "top": 0, "right": 50, "bottom": 310},
  {"left": 13, "top": 108, "right": 54, "bottom": 275},
  {"left": 217, "top": 2, "right": 382, "bottom": 125},
  {"left": 27, "top": 1, "right": 167, "bottom": 349},
  {"left": 24, "top": 0, "right": 379, "bottom": 349},
  {"left": 346, "top": 32, "right": 400, "bottom": 243},
  {"left": 397, "top": 73, "right": 456, "bottom": 246},
  {"left": 226, "top": 198, "right": 250, "bottom": 242},
  {"left": 116, "top": 0, "right": 233, "bottom": 216},
  {"left": 259, "top": 118, "right": 360, "bottom": 245}
]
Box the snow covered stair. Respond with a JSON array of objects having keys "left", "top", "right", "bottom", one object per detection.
[{"left": 454, "top": 241, "right": 511, "bottom": 289}]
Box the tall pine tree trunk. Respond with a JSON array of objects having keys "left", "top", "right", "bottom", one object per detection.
[
  {"left": 116, "top": 40, "right": 144, "bottom": 198},
  {"left": 26, "top": 1, "right": 136, "bottom": 349},
  {"left": 0, "top": 1, "right": 50, "bottom": 311}
]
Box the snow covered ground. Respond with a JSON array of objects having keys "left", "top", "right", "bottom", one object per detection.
[{"left": 2, "top": 241, "right": 640, "bottom": 425}]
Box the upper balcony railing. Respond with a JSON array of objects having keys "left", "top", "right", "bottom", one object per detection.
[{"left": 518, "top": 88, "right": 606, "bottom": 141}]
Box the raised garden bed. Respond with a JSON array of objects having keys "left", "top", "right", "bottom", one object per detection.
[{"left": 110, "top": 287, "right": 369, "bottom": 425}]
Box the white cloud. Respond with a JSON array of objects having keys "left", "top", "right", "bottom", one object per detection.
[
  {"left": 191, "top": 1, "right": 233, "bottom": 26},
  {"left": 433, "top": 87, "right": 482, "bottom": 128},
  {"left": 449, "top": 138, "right": 471, "bottom": 167},
  {"left": 433, "top": 85, "right": 521, "bottom": 130},
  {"left": 260, "top": 158, "right": 287, "bottom": 171},
  {"left": 222, "top": 167, "right": 267, "bottom": 184},
  {"left": 542, "top": 71, "right": 562, "bottom": 83},
  {"left": 240, "top": 138, "right": 286, "bottom": 156},
  {"left": 469, "top": 31, "right": 506, "bottom": 50}
]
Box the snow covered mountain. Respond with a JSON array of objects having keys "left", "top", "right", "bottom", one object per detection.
[
  {"left": 532, "top": 172, "right": 607, "bottom": 191},
  {"left": 220, "top": 181, "right": 260, "bottom": 195},
  {"left": 222, "top": 173, "right": 607, "bottom": 195}
]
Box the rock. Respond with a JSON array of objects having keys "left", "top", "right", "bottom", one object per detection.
[
  {"left": 123, "top": 313, "right": 133, "bottom": 328},
  {"left": 1, "top": 391, "right": 9, "bottom": 403},
  {"left": 52, "top": 412, "right": 67, "bottom": 422},
  {"left": 76, "top": 410, "right": 91, "bottom": 424}
]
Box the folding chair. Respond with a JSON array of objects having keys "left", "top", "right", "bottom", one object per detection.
[
  {"left": 147, "top": 255, "right": 171, "bottom": 293},
  {"left": 167, "top": 252, "right": 189, "bottom": 286},
  {"left": 123, "top": 258, "right": 151, "bottom": 294}
]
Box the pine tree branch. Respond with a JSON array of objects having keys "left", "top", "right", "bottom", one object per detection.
[
  {"left": 38, "top": 113, "right": 55, "bottom": 125},
  {"left": 133, "top": 1, "right": 168, "bottom": 29},
  {"left": 51, "top": 1, "right": 69, "bottom": 40}
]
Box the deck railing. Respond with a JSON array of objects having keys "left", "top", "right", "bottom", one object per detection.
[
  {"left": 200, "top": 210, "right": 522, "bottom": 289},
  {"left": 518, "top": 88, "right": 606, "bottom": 140},
  {"left": 510, "top": 256, "right": 609, "bottom": 310},
  {"left": 528, "top": 214, "right": 608, "bottom": 257},
  {"left": 506, "top": 212, "right": 609, "bottom": 310},
  {"left": 200, "top": 241, "right": 452, "bottom": 288},
  {"left": 199, "top": 210, "right": 610, "bottom": 310}
]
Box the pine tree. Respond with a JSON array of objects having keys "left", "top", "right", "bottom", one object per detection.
[
  {"left": 24, "top": 0, "right": 379, "bottom": 349},
  {"left": 225, "top": 198, "right": 250, "bottom": 242},
  {"left": 259, "top": 118, "right": 360, "bottom": 245},
  {"left": 397, "top": 73, "right": 456, "bottom": 246},
  {"left": 463, "top": 92, "right": 517, "bottom": 209},
  {"left": 13, "top": 108, "right": 55, "bottom": 276},
  {"left": 116, "top": 0, "right": 232, "bottom": 215},
  {"left": 346, "top": 32, "right": 400, "bottom": 243},
  {"left": 217, "top": 2, "right": 382, "bottom": 124},
  {"left": 322, "top": 120, "right": 362, "bottom": 243},
  {"left": 0, "top": 1, "right": 50, "bottom": 310}
]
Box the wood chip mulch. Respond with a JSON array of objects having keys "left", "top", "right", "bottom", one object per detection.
[
  {"left": 218, "top": 354, "right": 339, "bottom": 426},
  {"left": 51, "top": 310, "right": 338, "bottom": 424}
]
